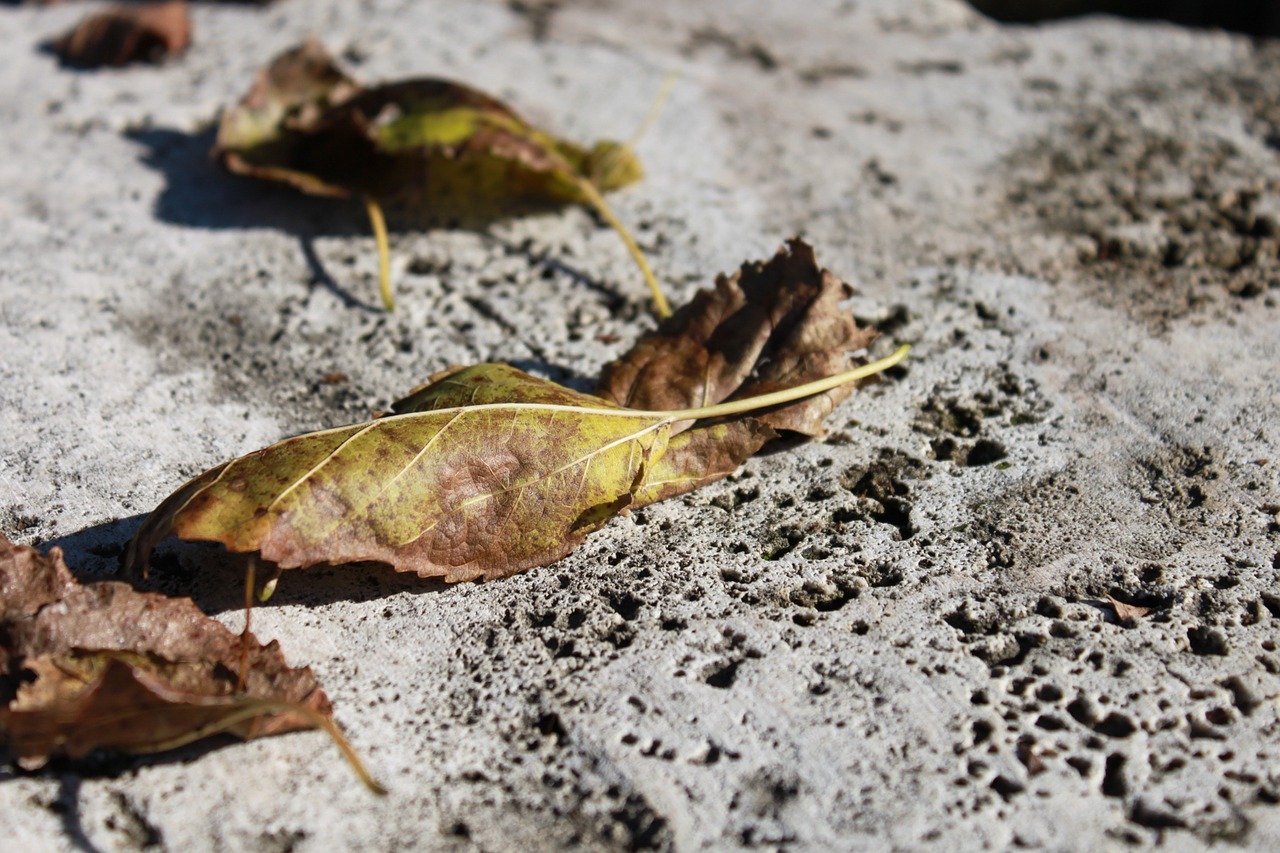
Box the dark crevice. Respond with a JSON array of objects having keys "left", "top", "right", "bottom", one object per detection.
[
  {"left": 969, "top": 0, "right": 1280, "bottom": 37},
  {"left": 1102, "top": 753, "right": 1128, "bottom": 798},
  {"left": 705, "top": 660, "right": 742, "bottom": 689}
]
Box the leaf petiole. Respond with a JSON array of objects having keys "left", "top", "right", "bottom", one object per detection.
[
  {"left": 654, "top": 344, "right": 910, "bottom": 422},
  {"left": 136, "top": 697, "right": 387, "bottom": 796},
  {"left": 339, "top": 345, "right": 910, "bottom": 433},
  {"left": 258, "top": 573, "right": 280, "bottom": 603},
  {"left": 364, "top": 195, "right": 394, "bottom": 311},
  {"left": 238, "top": 557, "right": 255, "bottom": 692},
  {"left": 596, "top": 71, "right": 679, "bottom": 183},
  {"left": 574, "top": 178, "right": 671, "bottom": 319}
]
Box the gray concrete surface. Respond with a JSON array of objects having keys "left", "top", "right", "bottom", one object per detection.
[{"left": 2, "top": 0, "right": 1279, "bottom": 849}]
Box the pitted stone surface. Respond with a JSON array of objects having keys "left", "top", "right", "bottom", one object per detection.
[{"left": 2, "top": 1, "right": 1278, "bottom": 850}]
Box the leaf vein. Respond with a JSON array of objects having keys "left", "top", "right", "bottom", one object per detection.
[
  {"left": 265, "top": 422, "right": 380, "bottom": 513},
  {"left": 394, "top": 418, "right": 664, "bottom": 547}
]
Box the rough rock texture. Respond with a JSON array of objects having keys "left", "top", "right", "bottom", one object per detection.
[{"left": 2, "top": 0, "right": 1279, "bottom": 850}]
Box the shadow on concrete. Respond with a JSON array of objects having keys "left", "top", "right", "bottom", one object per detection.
[
  {"left": 45, "top": 514, "right": 452, "bottom": 614},
  {"left": 128, "top": 127, "right": 379, "bottom": 308},
  {"left": 506, "top": 357, "right": 597, "bottom": 393},
  {"left": 0, "top": 740, "right": 264, "bottom": 847},
  {"left": 44, "top": 514, "right": 146, "bottom": 580},
  {"left": 158, "top": 550, "right": 455, "bottom": 616},
  {"left": 969, "top": 0, "right": 1280, "bottom": 36},
  {"left": 127, "top": 127, "right": 642, "bottom": 315},
  {"left": 128, "top": 127, "right": 362, "bottom": 235},
  {"left": 489, "top": 233, "right": 633, "bottom": 318},
  {"left": 53, "top": 775, "right": 102, "bottom": 853}
]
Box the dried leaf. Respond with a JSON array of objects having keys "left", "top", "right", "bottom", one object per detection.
[
  {"left": 50, "top": 1, "right": 190, "bottom": 69},
  {"left": 1106, "top": 594, "right": 1152, "bottom": 623},
  {"left": 215, "top": 39, "right": 643, "bottom": 218},
  {"left": 213, "top": 39, "right": 669, "bottom": 315},
  {"left": 128, "top": 243, "right": 908, "bottom": 585},
  {"left": 213, "top": 38, "right": 363, "bottom": 199},
  {"left": 130, "top": 365, "right": 676, "bottom": 583},
  {"left": 597, "top": 238, "right": 879, "bottom": 505},
  {"left": 0, "top": 536, "right": 381, "bottom": 791}
]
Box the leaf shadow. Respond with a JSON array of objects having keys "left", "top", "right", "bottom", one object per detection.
[
  {"left": 156, "top": 549, "right": 454, "bottom": 616},
  {"left": 506, "top": 358, "right": 597, "bottom": 394},
  {"left": 0, "top": 737, "right": 282, "bottom": 839},
  {"left": 127, "top": 127, "right": 647, "bottom": 315},
  {"left": 54, "top": 774, "right": 102, "bottom": 853},
  {"left": 127, "top": 126, "right": 384, "bottom": 307},
  {"left": 0, "top": 769, "right": 103, "bottom": 852},
  {"left": 128, "top": 127, "right": 360, "bottom": 235},
  {"left": 488, "top": 233, "right": 634, "bottom": 318},
  {"left": 43, "top": 516, "right": 454, "bottom": 614},
  {"left": 43, "top": 515, "right": 146, "bottom": 581},
  {"left": 297, "top": 234, "right": 381, "bottom": 313}
]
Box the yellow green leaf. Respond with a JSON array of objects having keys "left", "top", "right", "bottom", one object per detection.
[
  {"left": 128, "top": 350, "right": 908, "bottom": 585},
  {"left": 131, "top": 365, "right": 674, "bottom": 583},
  {"left": 214, "top": 40, "right": 668, "bottom": 316}
]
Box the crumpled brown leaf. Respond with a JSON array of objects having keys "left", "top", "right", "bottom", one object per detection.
[
  {"left": 597, "top": 238, "right": 878, "bottom": 505},
  {"left": 1106, "top": 594, "right": 1152, "bottom": 624},
  {"left": 213, "top": 38, "right": 364, "bottom": 199},
  {"left": 127, "top": 240, "right": 904, "bottom": 586},
  {"left": 50, "top": 1, "right": 191, "bottom": 69},
  {"left": 0, "top": 535, "right": 379, "bottom": 790}
]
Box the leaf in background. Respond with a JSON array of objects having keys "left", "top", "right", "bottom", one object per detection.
[
  {"left": 0, "top": 535, "right": 381, "bottom": 792},
  {"left": 128, "top": 243, "right": 907, "bottom": 586},
  {"left": 597, "top": 238, "right": 879, "bottom": 505},
  {"left": 214, "top": 39, "right": 670, "bottom": 315},
  {"left": 213, "top": 38, "right": 363, "bottom": 198},
  {"left": 50, "top": 1, "right": 191, "bottom": 69}
]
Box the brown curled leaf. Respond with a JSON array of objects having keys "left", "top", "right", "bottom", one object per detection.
[
  {"left": 6, "top": 653, "right": 317, "bottom": 761},
  {"left": 597, "top": 238, "right": 879, "bottom": 505},
  {"left": 1106, "top": 594, "right": 1152, "bottom": 623},
  {"left": 598, "top": 238, "right": 876, "bottom": 431},
  {"left": 0, "top": 536, "right": 380, "bottom": 791},
  {"left": 50, "top": 1, "right": 191, "bottom": 69},
  {"left": 214, "top": 38, "right": 363, "bottom": 198},
  {"left": 127, "top": 241, "right": 908, "bottom": 586},
  {"left": 0, "top": 533, "right": 72, "bottom": 625}
]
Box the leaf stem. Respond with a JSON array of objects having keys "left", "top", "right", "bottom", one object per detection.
[
  {"left": 364, "top": 195, "right": 394, "bottom": 312},
  {"left": 593, "top": 73, "right": 677, "bottom": 192},
  {"left": 575, "top": 178, "right": 672, "bottom": 319},
  {"left": 137, "top": 697, "right": 387, "bottom": 795},
  {"left": 263, "top": 345, "right": 911, "bottom": 438},
  {"left": 302, "top": 707, "right": 389, "bottom": 796},
  {"left": 623, "top": 72, "right": 679, "bottom": 153},
  {"left": 238, "top": 557, "right": 255, "bottom": 692},
  {"left": 658, "top": 344, "right": 910, "bottom": 421}
]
